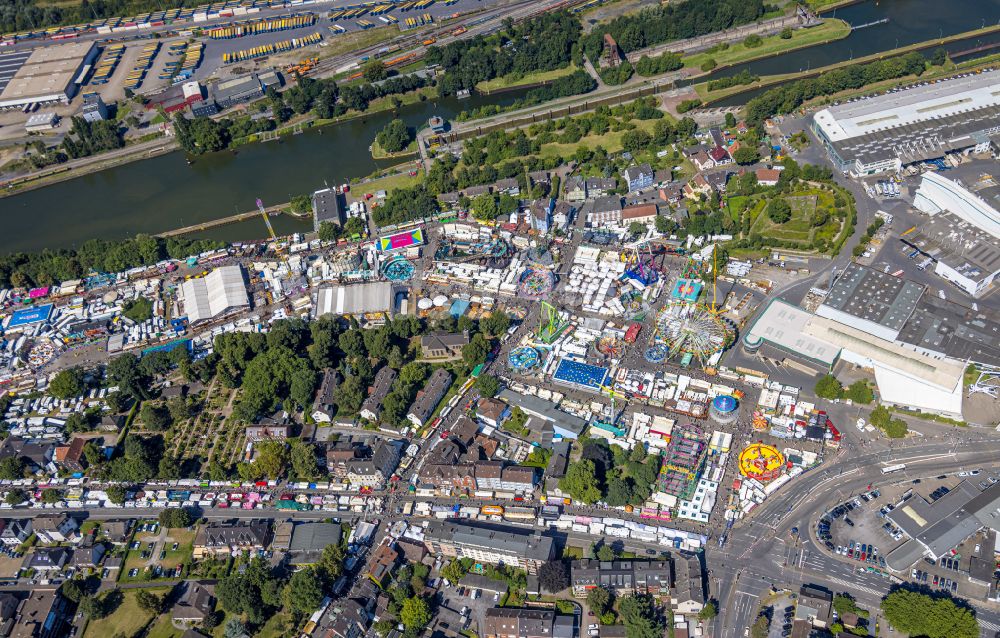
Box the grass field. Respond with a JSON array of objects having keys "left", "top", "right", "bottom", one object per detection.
[
  {"left": 120, "top": 527, "right": 195, "bottom": 583},
  {"left": 353, "top": 167, "right": 424, "bottom": 193},
  {"left": 320, "top": 26, "right": 399, "bottom": 61},
  {"left": 371, "top": 138, "right": 418, "bottom": 160},
  {"left": 537, "top": 118, "right": 661, "bottom": 160},
  {"left": 683, "top": 19, "right": 851, "bottom": 71},
  {"left": 476, "top": 65, "right": 579, "bottom": 93},
  {"left": 748, "top": 189, "right": 841, "bottom": 246},
  {"left": 82, "top": 588, "right": 168, "bottom": 638}
]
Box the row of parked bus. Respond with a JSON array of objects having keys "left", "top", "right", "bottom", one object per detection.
[
  {"left": 205, "top": 13, "right": 317, "bottom": 39},
  {"left": 401, "top": 13, "right": 434, "bottom": 29},
  {"left": 221, "top": 31, "right": 322, "bottom": 64}
]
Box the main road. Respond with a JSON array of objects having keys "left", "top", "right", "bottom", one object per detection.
[{"left": 713, "top": 439, "right": 1000, "bottom": 637}]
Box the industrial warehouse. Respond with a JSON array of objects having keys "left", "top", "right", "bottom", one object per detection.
[
  {"left": 0, "top": 41, "right": 98, "bottom": 110},
  {"left": 811, "top": 69, "right": 1000, "bottom": 176}
]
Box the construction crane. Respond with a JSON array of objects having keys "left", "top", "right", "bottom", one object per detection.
[{"left": 256, "top": 197, "right": 278, "bottom": 241}]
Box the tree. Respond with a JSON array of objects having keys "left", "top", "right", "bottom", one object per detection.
[
  {"left": 122, "top": 297, "right": 153, "bottom": 323},
  {"left": 363, "top": 59, "right": 388, "bottom": 82},
  {"left": 628, "top": 221, "right": 646, "bottom": 237},
  {"left": 559, "top": 459, "right": 602, "bottom": 504},
  {"left": 462, "top": 333, "right": 490, "bottom": 366},
  {"left": 596, "top": 544, "right": 616, "bottom": 561},
  {"left": 843, "top": 380, "right": 874, "bottom": 404},
  {"left": 587, "top": 586, "right": 611, "bottom": 615},
  {"left": 224, "top": 618, "right": 248, "bottom": 638},
  {"left": 780, "top": 27, "right": 793, "bottom": 39},
  {"left": 0, "top": 456, "right": 25, "bottom": 480},
  {"left": 290, "top": 440, "right": 320, "bottom": 480},
  {"left": 698, "top": 601, "right": 718, "bottom": 620},
  {"left": 870, "top": 404, "right": 891, "bottom": 430},
  {"left": 40, "top": 489, "right": 62, "bottom": 504},
  {"left": 318, "top": 543, "right": 346, "bottom": 579},
  {"left": 885, "top": 418, "right": 908, "bottom": 439},
  {"left": 481, "top": 311, "right": 511, "bottom": 337},
  {"left": 538, "top": 560, "right": 569, "bottom": 594},
  {"left": 441, "top": 559, "right": 468, "bottom": 585},
  {"left": 725, "top": 112, "right": 737, "bottom": 128},
  {"left": 814, "top": 374, "right": 843, "bottom": 400},
  {"left": 5, "top": 488, "right": 26, "bottom": 505},
  {"left": 140, "top": 403, "right": 172, "bottom": 431},
  {"left": 135, "top": 589, "right": 162, "bottom": 614},
  {"left": 400, "top": 597, "right": 431, "bottom": 630},
  {"left": 158, "top": 507, "right": 193, "bottom": 528},
  {"left": 106, "top": 485, "right": 128, "bottom": 505},
  {"left": 61, "top": 579, "right": 86, "bottom": 603},
  {"left": 743, "top": 34, "right": 763, "bottom": 48},
  {"left": 732, "top": 146, "right": 760, "bottom": 165},
  {"left": 49, "top": 367, "right": 85, "bottom": 399},
  {"left": 376, "top": 119, "right": 412, "bottom": 154},
  {"left": 476, "top": 374, "right": 501, "bottom": 398},
  {"left": 766, "top": 198, "right": 792, "bottom": 223},
  {"left": 318, "top": 221, "right": 339, "bottom": 242},
  {"left": 471, "top": 193, "right": 500, "bottom": 221},
  {"left": 79, "top": 594, "right": 107, "bottom": 619},
  {"left": 881, "top": 589, "right": 978, "bottom": 638},
  {"left": 749, "top": 615, "right": 769, "bottom": 638},
  {"left": 284, "top": 567, "right": 325, "bottom": 615}
]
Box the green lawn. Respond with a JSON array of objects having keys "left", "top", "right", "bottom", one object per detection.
[
  {"left": 371, "top": 138, "right": 418, "bottom": 160},
  {"left": 749, "top": 189, "right": 841, "bottom": 246},
  {"left": 537, "top": 118, "right": 661, "bottom": 160},
  {"left": 82, "top": 588, "right": 167, "bottom": 638},
  {"left": 120, "top": 528, "right": 195, "bottom": 583},
  {"left": 683, "top": 19, "right": 851, "bottom": 71},
  {"left": 353, "top": 167, "right": 424, "bottom": 194},
  {"left": 476, "top": 64, "right": 579, "bottom": 93},
  {"left": 146, "top": 614, "right": 183, "bottom": 638}
]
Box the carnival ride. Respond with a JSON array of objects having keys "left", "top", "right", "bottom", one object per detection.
[
  {"left": 596, "top": 335, "right": 625, "bottom": 358},
  {"left": 709, "top": 394, "right": 739, "bottom": 424},
  {"left": 518, "top": 265, "right": 556, "bottom": 300},
  {"left": 435, "top": 237, "right": 513, "bottom": 268},
  {"left": 738, "top": 443, "right": 785, "bottom": 481},
  {"left": 652, "top": 300, "right": 735, "bottom": 364},
  {"left": 508, "top": 346, "right": 541, "bottom": 371},
  {"left": 537, "top": 301, "right": 570, "bottom": 344},
  {"left": 644, "top": 343, "right": 669, "bottom": 364},
  {"left": 381, "top": 255, "right": 415, "bottom": 281}
]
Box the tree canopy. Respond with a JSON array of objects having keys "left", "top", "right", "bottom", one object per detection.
[{"left": 881, "top": 589, "right": 978, "bottom": 638}]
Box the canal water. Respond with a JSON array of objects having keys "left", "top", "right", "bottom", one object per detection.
[{"left": 1, "top": 0, "right": 998, "bottom": 253}]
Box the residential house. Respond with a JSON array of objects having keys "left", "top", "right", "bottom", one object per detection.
[
  {"left": 100, "top": 520, "right": 130, "bottom": 545},
  {"left": 173, "top": 582, "right": 216, "bottom": 625},
  {"left": 689, "top": 151, "right": 715, "bottom": 172},
  {"left": 312, "top": 369, "right": 342, "bottom": 423},
  {"left": 33, "top": 515, "right": 79, "bottom": 544},
  {"left": 552, "top": 201, "right": 575, "bottom": 230},
  {"left": 587, "top": 195, "right": 623, "bottom": 227},
  {"left": 682, "top": 174, "right": 713, "bottom": 200},
  {"left": 367, "top": 542, "right": 399, "bottom": 587},
  {"left": 529, "top": 198, "right": 554, "bottom": 234},
  {"left": 56, "top": 438, "right": 87, "bottom": 473},
  {"left": 671, "top": 554, "right": 705, "bottom": 614},
  {"left": 623, "top": 164, "right": 654, "bottom": 192},
  {"left": 708, "top": 146, "right": 731, "bottom": 165},
  {"left": 474, "top": 461, "right": 503, "bottom": 490},
  {"left": 476, "top": 398, "right": 510, "bottom": 428},
  {"left": 500, "top": 466, "right": 535, "bottom": 493},
  {"left": 407, "top": 369, "right": 453, "bottom": 428},
  {"left": 0, "top": 438, "right": 53, "bottom": 471},
  {"left": 493, "top": 178, "right": 520, "bottom": 196},
  {"left": 659, "top": 185, "right": 684, "bottom": 205},
  {"left": 312, "top": 187, "right": 346, "bottom": 232},
  {"left": 324, "top": 598, "right": 370, "bottom": 638},
  {"left": 26, "top": 547, "right": 71, "bottom": 573},
  {"left": 68, "top": 543, "right": 106, "bottom": 569},
  {"left": 288, "top": 523, "right": 343, "bottom": 566},
  {"left": 704, "top": 171, "right": 729, "bottom": 194},
  {"left": 755, "top": 167, "right": 781, "bottom": 186},
  {"left": 420, "top": 332, "right": 469, "bottom": 359},
  {"left": 621, "top": 203, "right": 658, "bottom": 226},
  {"left": 483, "top": 608, "right": 554, "bottom": 638},
  {"left": 546, "top": 441, "right": 570, "bottom": 479},
  {"left": 193, "top": 520, "right": 271, "bottom": 559},
  {"left": 438, "top": 191, "right": 461, "bottom": 207},
  {"left": 463, "top": 185, "right": 492, "bottom": 198},
  {"left": 654, "top": 169, "right": 672, "bottom": 185},
  {"left": 564, "top": 176, "right": 587, "bottom": 202},
  {"left": 0, "top": 520, "right": 31, "bottom": 547},
  {"left": 346, "top": 440, "right": 400, "bottom": 488},
  {"left": 97, "top": 414, "right": 125, "bottom": 432},
  {"left": 419, "top": 463, "right": 477, "bottom": 492},
  {"left": 360, "top": 367, "right": 398, "bottom": 422},
  {"left": 326, "top": 440, "right": 369, "bottom": 478},
  {"left": 570, "top": 560, "right": 672, "bottom": 597},
  {"left": 396, "top": 538, "right": 427, "bottom": 563},
  {"left": 528, "top": 171, "right": 551, "bottom": 189},
  {"left": 585, "top": 177, "right": 616, "bottom": 198},
  {"left": 0, "top": 593, "right": 17, "bottom": 628},
  {"left": 794, "top": 585, "right": 832, "bottom": 628},
  {"left": 8, "top": 589, "right": 68, "bottom": 638}
]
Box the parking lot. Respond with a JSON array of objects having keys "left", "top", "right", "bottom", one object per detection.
[{"left": 817, "top": 487, "right": 893, "bottom": 573}]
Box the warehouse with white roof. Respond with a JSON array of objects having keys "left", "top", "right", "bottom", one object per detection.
[
  {"left": 811, "top": 69, "right": 1000, "bottom": 176},
  {"left": 178, "top": 265, "right": 250, "bottom": 324},
  {"left": 0, "top": 41, "right": 97, "bottom": 109},
  {"left": 312, "top": 282, "right": 394, "bottom": 318}
]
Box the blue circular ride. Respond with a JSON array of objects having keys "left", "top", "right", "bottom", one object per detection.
[
  {"left": 382, "top": 257, "right": 415, "bottom": 282},
  {"left": 713, "top": 395, "right": 738, "bottom": 413},
  {"left": 508, "top": 346, "right": 540, "bottom": 371},
  {"left": 644, "top": 344, "right": 668, "bottom": 364}
]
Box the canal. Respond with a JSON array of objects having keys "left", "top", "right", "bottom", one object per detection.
[{"left": 1, "top": 0, "right": 997, "bottom": 253}]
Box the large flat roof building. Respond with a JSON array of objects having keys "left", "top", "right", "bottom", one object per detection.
[
  {"left": 742, "top": 298, "right": 840, "bottom": 368},
  {"left": 815, "top": 263, "right": 924, "bottom": 341},
  {"left": 422, "top": 520, "right": 555, "bottom": 574},
  {"left": 0, "top": 41, "right": 97, "bottom": 109},
  {"left": 178, "top": 265, "right": 249, "bottom": 324},
  {"left": 811, "top": 70, "right": 1000, "bottom": 175},
  {"left": 312, "top": 187, "right": 346, "bottom": 232},
  {"left": 914, "top": 170, "right": 1000, "bottom": 239},
  {"left": 900, "top": 210, "right": 1000, "bottom": 298},
  {"left": 313, "top": 282, "right": 394, "bottom": 317}
]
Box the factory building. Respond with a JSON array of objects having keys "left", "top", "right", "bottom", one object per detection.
[
  {"left": 811, "top": 70, "right": 1000, "bottom": 176},
  {"left": 0, "top": 42, "right": 98, "bottom": 109},
  {"left": 178, "top": 265, "right": 250, "bottom": 324},
  {"left": 211, "top": 70, "right": 281, "bottom": 109}
]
